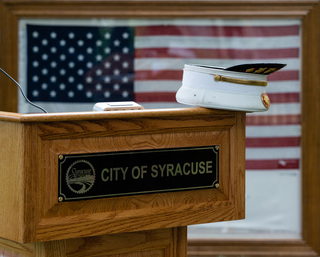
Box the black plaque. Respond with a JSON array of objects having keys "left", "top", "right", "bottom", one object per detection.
[{"left": 58, "top": 145, "right": 219, "bottom": 202}]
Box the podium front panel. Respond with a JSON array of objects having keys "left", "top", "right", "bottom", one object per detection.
[{"left": 0, "top": 108, "right": 245, "bottom": 243}]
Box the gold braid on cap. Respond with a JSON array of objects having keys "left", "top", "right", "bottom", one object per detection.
[{"left": 214, "top": 75, "right": 267, "bottom": 87}]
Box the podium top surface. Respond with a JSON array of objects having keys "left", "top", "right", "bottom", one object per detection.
[{"left": 0, "top": 107, "right": 237, "bottom": 123}]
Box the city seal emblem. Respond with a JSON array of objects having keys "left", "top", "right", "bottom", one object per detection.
[{"left": 66, "top": 160, "right": 96, "bottom": 194}]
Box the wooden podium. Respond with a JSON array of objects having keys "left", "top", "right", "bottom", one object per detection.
[{"left": 0, "top": 107, "right": 245, "bottom": 257}]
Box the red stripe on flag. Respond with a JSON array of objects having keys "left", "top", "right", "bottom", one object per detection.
[
  {"left": 246, "top": 159, "right": 300, "bottom": 170},
  {"left": 135, "top": 92, "right": 176, "bottom": 102},
  {"left": 135, "top": 25, "right": 300, "bottom": 37},
  {"left": 268, "top": 70, "right": 299, "bottom": 81},
  {"left": 246, "top": 137, "right": 300, "bottom": 147},
  {"left": 268, "top": 93, "right": 300, "bottom": 103},
  {"left": 135, "top": 70, "right": 183, "bottom": 81},
  {"left": 135, "top": 48, "right": 299, "bottom": 59},
  {"left": 246, "top": 115, "right": 301, "bottom": 125}
]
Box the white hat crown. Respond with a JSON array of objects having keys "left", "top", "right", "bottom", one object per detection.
[{"left": 176, "top": 63, "right": 286, "bottom": 112}]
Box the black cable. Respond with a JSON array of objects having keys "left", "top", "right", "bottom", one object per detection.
[{"left": 0, "top": 68, "right": 48, "bottom": 113}]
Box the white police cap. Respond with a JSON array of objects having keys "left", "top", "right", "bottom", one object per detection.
[{"left": 176, "top": 63, "right": 286, "bottom": 112}]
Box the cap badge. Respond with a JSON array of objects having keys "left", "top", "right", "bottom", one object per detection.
[{"left": 261, "top": 93, "right": 271, "bottom": 108}]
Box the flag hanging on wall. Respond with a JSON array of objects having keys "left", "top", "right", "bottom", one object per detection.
[{"left": 24, "top": 20, "right": 300, "bottom": 110}]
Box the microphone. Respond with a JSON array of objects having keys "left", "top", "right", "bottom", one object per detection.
[{"left": 0, "top": 68, "right": 48, "bottom": 113}]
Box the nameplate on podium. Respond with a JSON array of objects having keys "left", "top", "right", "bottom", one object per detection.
[{"left": 58, "top": 145, "right": 219, "bottom": 202}]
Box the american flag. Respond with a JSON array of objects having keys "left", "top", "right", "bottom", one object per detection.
[{"left": 22, "top": 19, "right": 301, "bottom": 236}]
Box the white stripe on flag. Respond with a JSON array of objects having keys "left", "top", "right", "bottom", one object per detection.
[
  {"left": 135, "top": 81, "right": 181, "bottom": 92},
  {"left": 246, "top": 147, "right": 300, "bottom": 160},
  {"left": 246, "top": 125, "right": 301, "bottom": 138},
  {"left": 267, "top": 81, "right": 300, "bottom": 93},
  {"left": 135, "top": 36, "right": 300, "bottom": 49},
  {"left": 248, "top": 103, "right": 301, "bottom": 116}
]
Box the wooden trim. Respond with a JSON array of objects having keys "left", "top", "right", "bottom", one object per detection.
[
  {"left": 301, "top": 1, "right": 320, "bottom": 255},
  {"left": 0, "top": 0, "right": 319, "bottom": 256},
  {"left": 0, "top": 107, "right": 235, "bottom": 123},
  {"left": 1, "top": 1, "right": 317, "bottom": 19},
  {"left": 0, "top": 227, "right": 188, "bottom": 256},
  {"left": 188, "top": 239, "right": 318, "bottom": 256}
]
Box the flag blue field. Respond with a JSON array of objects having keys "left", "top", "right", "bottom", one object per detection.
[{"left": 27, "top": 25, "right": 135, "bottom": 103}]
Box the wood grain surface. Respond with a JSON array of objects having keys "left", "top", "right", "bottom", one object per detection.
[
  {"left": 0, "top": 227, "right": 187, "bottom": 257},
  {"left": 0, "top": 108, "right": 245, "bottom": 244}
]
